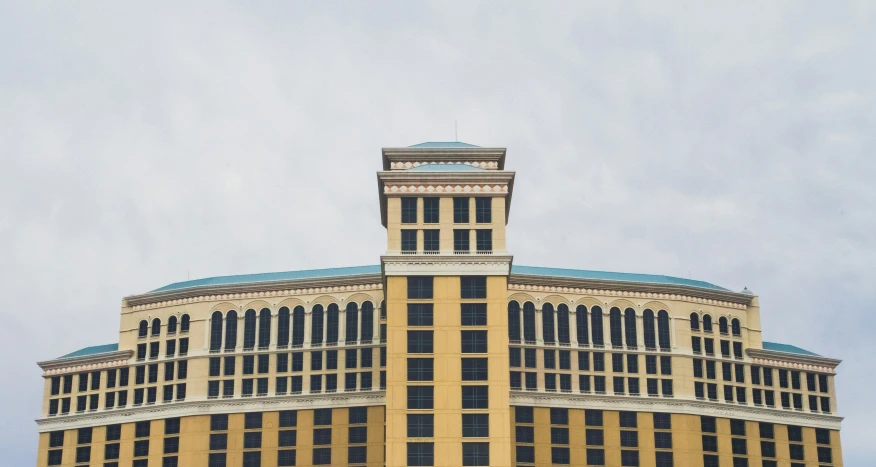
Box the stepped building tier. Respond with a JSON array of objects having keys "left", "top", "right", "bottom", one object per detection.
[{"left": 35, "top": 142, "right": 843, "bottom": 467}]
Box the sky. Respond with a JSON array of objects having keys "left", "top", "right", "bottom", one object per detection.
[{"left": 1, "top": 1, "right": 874, "bottom": 464}]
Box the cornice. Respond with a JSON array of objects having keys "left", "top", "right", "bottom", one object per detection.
[
  {"left": 39, "top": 351, "right": 132, "bottom": 374},
  {"left": 125, "top": 277, "right": 384, "bottom": 309},
  {"left": 381, "top": 147, "right": 506, "bottom": 170},
  {"left": 509, "top": 391, "right": 843, "bottom": 430},
  {"left": 509, "top": 275, "right": 753, "bottom": 307},
  {"left": 35, "top": 391, "right": 387, "bottom": 432},
  {"left": 381, "top": 255, "right": 513, "bottom": 277},
  {"left": 388, "top": 161, "right": 500, "bottom": 170},
  {"left": 747, "top": 349, "right": 841, "bottom": 371}
]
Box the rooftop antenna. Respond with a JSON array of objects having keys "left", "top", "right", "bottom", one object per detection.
[{"left": 455, "top": 120, "right": 458, "bottom": 142}]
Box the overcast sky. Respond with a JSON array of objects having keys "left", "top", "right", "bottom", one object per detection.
[{"left": 2, "top": 1, "right": 874, "bottom": 464}]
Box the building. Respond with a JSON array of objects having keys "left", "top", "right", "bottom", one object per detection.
[{"left": 35, "top": 142, "right": 843, "bottom": 467}]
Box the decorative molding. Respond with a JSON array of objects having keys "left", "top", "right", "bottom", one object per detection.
[
  {"left": 36, "top": 391, "right": 387, "bottom": 432},
  {"left": 39, "top": 351, "right": 133, "bottom": 374},
  {"left": 389, "top": 161, "right": 498, "bottom": 170},
  {"left": 748, "top": 349, "right": 841, "bottom": 372},
  {"left": 508, "top": 282, "right": 750, "bottom": 308},
  {"left": 382, "top": 184, "right": 508, "bottom": 194},
  {"left": 510, "top": 392, "right": 843, "bottom": 430},
  {"left": 129, "top": 283, "right": 383, "bottom": 311},
  {"left": 382, "top": 255, "right": 513, "bottom": 276}
]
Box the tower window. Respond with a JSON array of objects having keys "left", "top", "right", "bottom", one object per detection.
[
  {"left": 423, "top": 230, "right": 439, "bottom": 252},
  {"left": 423, "top": 198, "right": 439, "bottom": 223},
  {"left": 407, "top": 277, "right": 433, "bottom": 299},
  {"left": 401, "top": 197, "right": 417, "bottom": 224},
  {"left": 454, "top": 229, "right": 470, "bottom": 252},
  {"left": 461, "top": 276, "right": 487, "bottom": 299},
  {"left": 476, "top": 230, "right": 492, "bottom": 252},
  {"left": 475, "top": 197, "right": 492, "bottom": 223},
  {"left": 454, "top": 197, "right": 470, "bottom": 223},
  {"left": 401, "top": 230, "right": 417, "bottom": 252}
]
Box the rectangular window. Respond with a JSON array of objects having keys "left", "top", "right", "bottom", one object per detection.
[
  {"left": 626, "top": 354, "right": 638, "bottom": 373},
  {"left": 401, "top": 197, "right": 417, "bottom": 224},
  {"left": 660, "top": 356, "right": 672, "bottom": 375},
  {"left": 647, "top": 379, "right": 658, "bottom": 396},
  {"left": 423, "top": 229, "right": 440, "bottom": 252},
  {"left": 313, "top": 428, "right": 332, "bottom": 445},
  {"left": 702, "top": 435, "right": 718, "bottom": 452},
  {"left": 408, "top": 277, "right": 434, "bottom": 299},
  {"left": 516, "top": 446, "right": 535, "bottom": 463},
  {"left": 593, "top": 352, "right": 605, "bottom": 372},
  {"left": 313, "top": 408, "right": 332, "bottom": 425},
  {"left": 313, "top": 448, "right": 332, "bottom": 465},
  {"left": 408, "top": 414, "right": 434, "bottom": 437},
  {"left": 348, "top": 446, "right": 367, "bottom": 464},
  {"left": 290, "top": 353, "right": 302, "bottom": 372},
  {"left": 401, "top": 229, "right": 418, "bottom": 252},
  {"left": 279, "top": 430, "right": 297, "bottom": 447},
  {"left": 461, "top": 276, "right": 487, "bottom": 299},
  {"left": 408, "top": 358, "right": 434, "bottom": 381},
  {"left": 462, "top": 385, "right": 489, "bottom": 409},
  {"left": 462, "top": 358, "right": 488, "bottom": 381},
  {"left": 423, "top": 198, "right": 439, "bottom": 223},
  {"left": 585, "top": 409, "right": 603, "bottom": 426},
  {"left": 408, "top": 442, "right": 434, "bottom": 467},
  {"left": 628, "top": 377, "right": 640, "bottom": 394},
  {"left": 461, "top": 331, "right": 488, "bottom": 353},
  {"left": 462, "top": 442, "right": 489, "bottom": 466},
  {"left": 454, "top": 229, "right": 470, "bottom": 252},
  {"left": 645, "top": 355, "right": 657, "bottom": 374},
  {"left": 525, "top": 348, "right": 537, "bottom": 368},
  {"left": 475, "top": 230, "right": 492, "bottom": 252},
  {"left": 462, "top": 414, "right": 489, "bottom": 437},
  {"left": 544, "top": 350, "right": 556, "bottom": 369},
  {"left": 244, "top": 412, "right": 262, "bottom": 429},
  {"left": 613, "top": 377, "right": 625, "bottom": 394},
  {"left": 763, "top": 368, "right": 773, "bottom": 386},
  {"left": 653, "top": 412, "right": 671, "bottom": 429},
  {"left": 654, "top": 432, "right": 672, "bottom": 449},
  {"left": 586, "top": 429, "right": 604, "bottom": 446},
  {"left": 408, "top": 386, "right": 434, "bottom": 409},
  {"left": 594, "top": 375, "right": 605, "bottom": 393},
  {"left": 461, "top": 303, "right": 487, "bottom": 326},
  {"left": 345, "top": 349, "right": 358, "bottom": 369},
  {"left": 515, "top": 406, "right": 534, "bottom": 423},
  {"left": 278, "top": 450, "right": 296, "bottom": 466},
  {"left": 408, "top": 331, "right": 434, "bottom": 353},
  {"left": 612, "top": 353, "right": 624, "bottom": 372},
  {"left": 454, "top": 197, "right": 470, "bottom": 223},
  {"left": 516, "top": 426, "right": 534, "bottom": 443},
  {"left": 475, "top": 197, "right": 492, "bottom": 223}
]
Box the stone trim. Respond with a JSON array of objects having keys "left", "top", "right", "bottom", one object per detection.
[
  {"left": 381, "top": 147, "right": 506, "bottom": 170},
  {"left": 509, "top": 276, "right": 752, "bottom": 307},
  {"left": 382, "top": 255, "right": 513, "bottom": 276},
  {"left": 383, "top": 183, "right": 509, "bottom": 195},
  {"left": 747, "top": 349, "right": 841, "bottom": 372},
  {"left": 39, "top": 351, "right": 133, "bottom": 374},
  {"left": 510, "top": 391, "right": 842, "bottom": 430},
  {"left": 389, "top": 161, "right": 499, "bottom": 170},
  {"left": 35, "top": 391, "right": 387, "bottom": 432},
  {"left": 127, "top": 282, "right": 383, "bottom": 310}
]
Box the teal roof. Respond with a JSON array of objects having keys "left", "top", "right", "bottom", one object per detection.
[
  {"left": 149, "top": 264, "right": 730, "bottom": 295},
  {"left": 151, "top": 265, "right": 382, "bottom": 293},
  {"left": 408, "top": 142, "right": 480, "bottom": 148},
  {"left": 512, "top": 265, "right": 729, "bottom": 292},
  {"left": 762, "top": 341, "right": 819, "bottom": 357},
  {"left": 406, "top": 163, "right": 485, "bottom": 172},
  {"left": 59, "top": 343, "right": 119, "bottom": 360}
]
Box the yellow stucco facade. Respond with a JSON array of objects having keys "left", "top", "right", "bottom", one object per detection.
[{"left": 35, "top": 143, "right": 843, "bottom": 467}]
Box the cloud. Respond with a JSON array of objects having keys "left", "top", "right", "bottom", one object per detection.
[{"left": 1, "top": 1, "right": 873, "bottom": 464}]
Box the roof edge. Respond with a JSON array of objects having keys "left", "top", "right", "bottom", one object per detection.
[
  {"left": 747, "top": 348, "right": 841, "bottom": 368},
  {"left": 38, "top": 350, "right": 132, "bottom": 371}
]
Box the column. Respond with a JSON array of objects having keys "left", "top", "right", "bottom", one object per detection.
[
  {"left": 271, "top": 309, "right": 280, "bottom": 349},
  {"left": 338, "top": 305, "right": 347, "bottom": 346},
  {"left": 569, "top": 309, "right": 578, "bottom": 346},
  {"left": 552, "top": 309, "right": 559, "bottom": 345},
  {"left": 373, "top": 305, "right": 380, "bottom": 343},
  {"left": 356, "top": 307, "right": 363, "bottom": 344},
  {"left": 304, "top": 308, "right": 312, "bottom": 347},
  {"left": 636, "top": 313, "right": 645, "bottom": 350},
  {"left": 535, "top": 305, "right": 544, "bottom": 345}
]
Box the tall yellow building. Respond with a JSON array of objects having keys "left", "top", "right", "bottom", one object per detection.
[{"left": 35, "top": 142, "right": 843, "bottom": 467}]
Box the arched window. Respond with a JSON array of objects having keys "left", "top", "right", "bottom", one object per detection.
[
  {"left": 731, "top": 318, "right": 741, "bottom": 337},
  {"left": 702, "top": 314, "right": 713, "bottom": 332},
  {"left": 180, "top": 314, "right": 190, "bottom": 333},
  {"left": 557, "top": 304, "right": 570, "bottom": 344},
  {"left": 624, "top": 308, "right": 637, "bottom": 348},
  {"left": 542, "top": 303, "right": 556, "bottom": 343},
  {"left": 508, "top": 301, "right": 521, "bottom": 341},
  {"left": 522, "top": 302, "right": 536, "bottom": 342},
  {"left": 643, "top": 309, "right": 656, "bottom": 349},
  {"left": 209, "top": 311, "right": 223, "bottom": 351},
  {"left": 292, "top": 306, "right": 305, "bottom": 346},
  {"left": 346, "top": 303, "right": 359, "bottom": 342},
  {"left": 225, "top": 311, "right": 238, "bottom": 350},
  {"left": 243, "top": 309, "right": 257, "bottom": 349},
  {"left": 576, "top": 305, "right": 589, "bottom": 345},
  {"left": 718, "top": 317, "right": 729, "bottom": 335},
  {"left": 277, "top": 307, "right": 290, "bottom": 347},
  {"left": 690, "top": 312, "right": 700, "bottom": 330},
  {"left": 609, "top": 307, "right": 623, "bottom": 347},
  {"left": 138, "top": 320, "right": 148, "bottom": 338},
  {"left": 361, "top": 302, "right": 374, "bottom": 342},
  {"left": 167, "top": 316, "right": 178, "bottom": 334},
  {"left": 591, "top": 306, "right": 604, "bottom": 346},
  {"left": 311, "top": 305, "right": 324, "bottom": 345},
  {"left": 258, "top": 308, "right": 271, "bottom": 348},
  {"left": 326, "top": 304, "right": 339, "bottom": 345},
  {"left": 151, "top": 318, "right": 161, "bottom": 336},
  {"left": 657, "top": 310, "right": 671, "bottom": 350}
]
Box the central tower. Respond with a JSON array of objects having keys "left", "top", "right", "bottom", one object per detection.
[{"left": 378, "top": 142, "right": 516, "bottom": 467}]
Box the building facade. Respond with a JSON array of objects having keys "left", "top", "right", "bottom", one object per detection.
[{"left": 36, "top": 142, "right": 843, "bottom": 467}]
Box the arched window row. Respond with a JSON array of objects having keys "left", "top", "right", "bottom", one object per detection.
[
  {"left": 690, "top": 311, "right": 743, "bottom": 337},
  {"left": 138, "top": 314, "right": 190, "bottom": 339},
  {"left": 207, "top": 302, "right": 381, "bottom": 352},
  {"left": 506, "top": 301, "right": 672, "bottom": 350}
]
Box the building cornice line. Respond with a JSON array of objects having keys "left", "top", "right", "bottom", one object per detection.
[
  {"left": 747, "top": 349, "right": 841, "bottom": 369},
  {"left": 510, "top": 392, "right": 842, "bottom": 430},
  {"left": 38, "top": 351, "right": 133, "bottom": 373}
]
